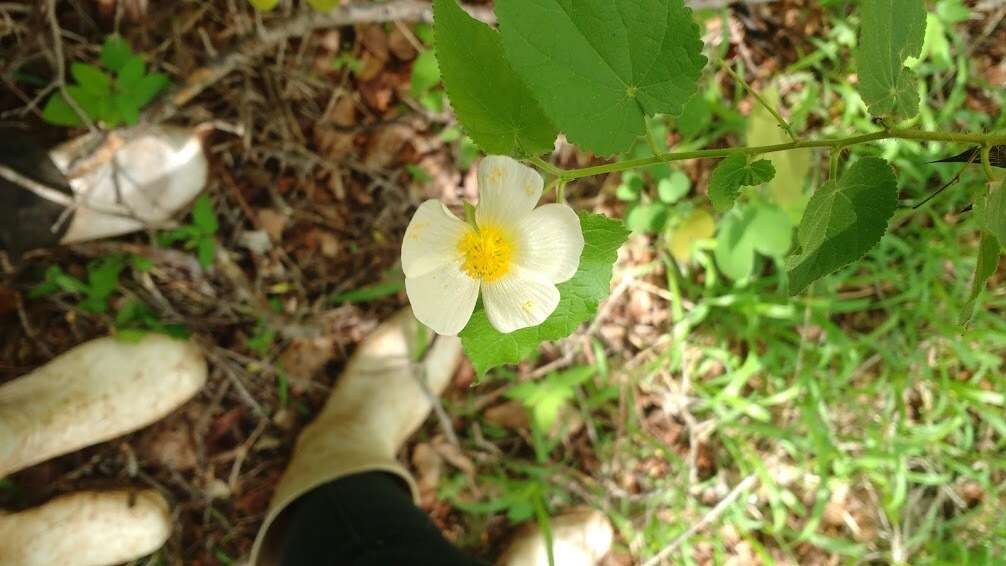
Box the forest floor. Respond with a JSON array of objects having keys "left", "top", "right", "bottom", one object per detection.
[{"left": 1, "top": 1, "right": 1005, "bottom": 564}]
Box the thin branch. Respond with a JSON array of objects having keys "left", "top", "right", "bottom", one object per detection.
[
  {"left": 641, "top": 474, "right": 758, "bottom": 566},
  {"left": 557, "top": 129, "right": 1006, "bottom": 180},
  {"left": 981, "top": 144, "right": 996, "bottom": 182},
  {"left": 45, "top": 0, "right": 96, "bottom": 131},
  {"left": 720, "top": 59, "right": 796, "bottom": 141}
]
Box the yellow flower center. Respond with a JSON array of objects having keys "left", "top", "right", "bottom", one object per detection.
[{"left": 458, "top": 224, "right": 514, "bottom": 282}]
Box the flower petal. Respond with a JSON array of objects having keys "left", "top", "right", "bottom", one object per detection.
[
  {"left": 475, "top": 156, "right": 544, "bottom": 228},
  {"left": 402, "top": 200, "right": 471, "bottom": 278},
  {"left": 482, "top": 267, "right": 560, "bottom": 334},
  {"left": 515, "top": 203, "right": 584, "bottom": 284},
  {"left": 406, "top": 261, "right": 479, "bottom": 336}
]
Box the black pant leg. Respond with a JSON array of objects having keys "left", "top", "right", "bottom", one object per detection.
[{"left": 278, "top": 471, "right": 488, "bottom": 566}]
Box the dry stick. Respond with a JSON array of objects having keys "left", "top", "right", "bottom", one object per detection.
[
  {"left": 414, "top": 352, "right": 461, "bottom": 448},
  {"left": 0, "top": 3, "right": 31, "bottom": 13},
  {"left": 641, "top": 473, "right": 759, "bottom": 566},
  {"left": 0, "top": 162, "right": 139, "bottom": 223},
  {"left": 45, "top": 0, "right": 96, "bottom": 132}
]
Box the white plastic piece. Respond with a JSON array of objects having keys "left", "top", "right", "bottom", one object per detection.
[
  {"left": 0, "top": 489, "right": 172, "bottom": 566},
  {"left": 0, "top": 334, "right": 207, "bottom": 477},
  {"left": 51, "top": 126, "right": 208, "bottom": 244}
]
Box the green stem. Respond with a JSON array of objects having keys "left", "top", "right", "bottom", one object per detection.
[
  {"left": 644, "top": 116, "right": 663, "bottom": 156},
  {"left": 554, "top": 128, "right": 1006, "bottom": 181},
  {"left": 720, "top": 59, "right": 796, "bottom": 142},
  {"left": 529, "top": 156, "right": 564, "bottom": 178},
  {"left": 981, "top": 144, "right": 995, "bottom": 182}
]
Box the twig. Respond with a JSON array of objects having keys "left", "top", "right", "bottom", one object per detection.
[
  {"left": 0, "top": 3, "right": 31, "bottom": 13},
  {"left": 0, "top": 162, "right": 155, "bottom": 233},
  {"left": 720, "top": 59, "right": 795, "bottom": 141},
  {"left": 15, "top": 291, "right": 53, "bottom": 358},
  {"left": 412, "top": 346, "right": 461, "bottom": 448},
  {"left": 45, "top": 0, "right": 96, "bottom": 131},
  {"left": 0, "top": 163, "right": 76, "bottom": 209},
  {"left": 641, "top": 474, "right": 758, "bottom": 566}
]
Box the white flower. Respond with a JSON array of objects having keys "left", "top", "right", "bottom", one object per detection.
[{"left": 402, "top": 156, "right": 584, "bottom": 336}]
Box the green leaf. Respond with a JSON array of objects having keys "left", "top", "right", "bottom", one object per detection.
[
  {"left": 79, "top": 255, "right": 127, "bottom": 313},
  {"left": 42, "top": 93, "right": 82, "bottom": 127},
  {"left": 100, "top": 35, "right": 133, "bottom": 72},
  {"left": 657, "top": 171, "right": 691, "bottom": 204},
  {"left": 71, "top": 63, "right": 111, "bottom": 96},
  {"left": 746, "top": 87, "right": 810, "bottom": 221},
  {"left": 626, "top": 202, "right": 669, "bottom": 234},
  {"left": 307, "top": 0, "right": 340, "bottom": 10},
  {"left": 616, "top": 172, "right": 644, "bottom": 201},
  {"left": 330, "top": 279, "right": 405, "bottom": 304},
  {"left": 196, "top": 237, "right": 217, "bottom": 269},
  {"left": 191, "top": 194, "right": 219, "bottom": 234},
  {"left": 708, "top": 153, "right": 776, "bottom": 212},
  {"left": 714, "top": 201, "right": 792, "bottom": 280},
  {"left": 247, "top": 0, "right": 280, "bottom": 10},
  {"left": 856, "top": 0, "right": 927, "bottom": 120},
  {"left": 975, "top": 179, "right": 1006, "bottom": 245},
  {"left": 133, "top": 73, "right": 170, "bottom": 107},
  {"left": 748, "top": 202, "right": 793, "bottom": 257},
  {"left": 31, "top": 265, "right": 86, "bottom": 298},
  {"left": 410, "top": 50, "right": 441, "bottom": 98},
  {"left": 116, "top": 55, "right": 146, "bottom": 90},
  {"left": 433, "top": 0, "right": 556, "bottom": 156},
  {"left": 667, "top": 208, "right": 714, "bottom": 262},
  {"left": 676, "top": 91, "right": 712, "bottom": 139},
  {"left": 507, "top": 366, "right": 595, "bottom": 431},
  {"left": 114, "top": 91, "right": 141, "bottom": 125},
  {"left": 460, "top": 212, "right": 628, "bottom": 375},
  {"left": 937, "top": 0, "right": 970, "bottom": 23},
  {"left": 960, "top": 232, "right": 1000, "bottom": 326},
  {"left": 715, "top": 207, "right": 756, "bottom": 281},
  {"left": 786, "top": 158, "right": 898, "bottom": 295},
  {"left": 130, "top": 255, "right": 155, "bottom": 272},
  {"left": 496, "top": 0, "right": 706, "bottom": 155},
  {"left": 65, "top": 85, "right": 105, "bottom": 121}
]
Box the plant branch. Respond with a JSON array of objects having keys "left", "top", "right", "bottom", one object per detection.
[
  {"left": 45, "top": 0, "right": 96, "bottom": 132},
  {"left": 529, "top": 156, "right": 564, "bottom": 178},
  {"left": 644, "top": 116, "right": 664, "bottom": 156},
  {"left": 720, "top": 59, "right": 795, "bottom": 141},
  {"left": 554, "top": 129, "right": 1006, "bottom": 181},
  {"left": 981, "top": 144, "right": 996, "bottom": 181}
]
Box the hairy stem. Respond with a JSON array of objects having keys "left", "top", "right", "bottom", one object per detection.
[
  {"left": 719, "top": 60, "right": 796, "bottom": 142},
  {"left": 553, "top": 128, "right": 1006, "bottom": 181},
  {"left": 981, "top": 144, "right": 995, "bottom": 182}
]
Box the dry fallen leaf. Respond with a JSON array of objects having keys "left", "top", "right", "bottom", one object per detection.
[
  {"left": 484, "top": 400, "right": 530, "bottom": 430},
  {"left": 257, "top": 209, "right": 289, "bottom": 242},
  {"left": 277, "top": 336, "right": 335, "bottom": 394},
  {"left": 412, "top": 442, "right": 443, "bottom": 494},
  {"left": 138, "top": 419, "right": 198, "bottom": 471},
  {"left": 432, "top": 436, "right": 476, "bottom": 480}
]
